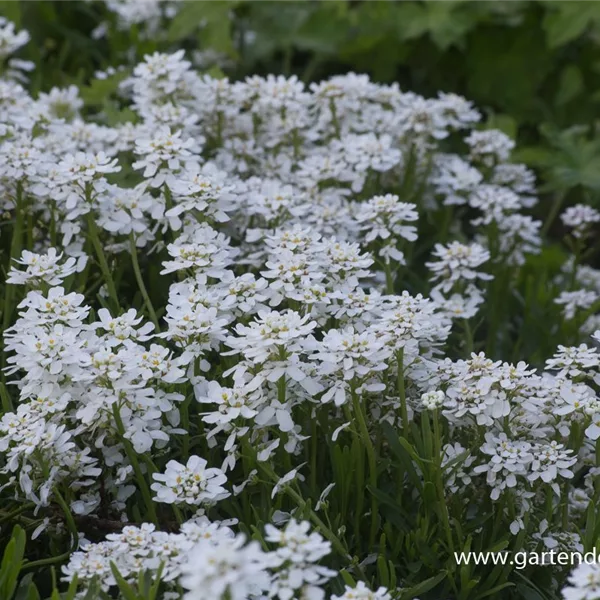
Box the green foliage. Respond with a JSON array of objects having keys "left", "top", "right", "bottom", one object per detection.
[
  {"left": 2, "top": 3, "right": 600, "bottom": 599},
  {"left": 4, "top": 0, "right": 600, "bottom": 217},
  {"left": 0, "top": 526, "right": 39, "bottom": 600},
  {"left": 109, "top": 562, "right": 164, "bottom": 600}
]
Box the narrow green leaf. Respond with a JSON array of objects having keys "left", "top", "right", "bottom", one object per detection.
[
  {"left": 401, "top": 571, "right": 447, "bottom": 599},
  {"left": 0, "top": 382, "right": 13, "bottom": 413},
  {"left": 474, "top": 582, "right": 515, "bottom": 600},
  {"left": 109, "top": 562, "right": 139, "bottom": 600},
  {"left": 339, "top": 569, "right": 356, "bottom": 588}
]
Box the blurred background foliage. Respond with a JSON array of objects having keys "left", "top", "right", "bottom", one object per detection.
[{"left": 4, "top": 0, "right": 600, "bottom": 220}]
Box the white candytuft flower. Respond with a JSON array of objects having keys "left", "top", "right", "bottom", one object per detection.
[{"left": 151, "top": 455, "right": 230, "bottom": 505}]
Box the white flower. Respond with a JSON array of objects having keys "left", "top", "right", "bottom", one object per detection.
[
  {"left": 431, "top": 153, "right": 482, "bottom": 206},
  {"left": 421, "top": 390, "right": 445, "bottom": 410},
  {"left": 94, "top": 308, "right": 155, "bottom": 344},
  {"left": 37, "top": 85, "right": 83, "bottom": 121},
  {"left": 7, "top": 248, "right": 85, "bottom": 287},
  {"left": 0, "top": 17, "right": 30, "bottom": 60},
  {"left": 430, "top": 287, "right": 484, "bottom": 320},
  {"left": 426, "top": 241, "right": 492, "bottom": 293},
  {"left": 465, "top": 129, "right": 514, "bottom": 167},
  {"left": 355, "top": 194, "right": 418, "bottom": 244},
  {"left": 473, "top": 432, "right": 533, "bottom": 500},
  {"left": 555, "top": 290, "right": 596, "bottom": 321},
  {"left": 151, "top": 456, "right": 230, "bottom": 505},
  {"left": 546, "top": 344, "right": 600, "bottom": 378},
  {"left": 331, "top": 581, "right": 392, "bottom": 600},
  {"left": 63, "top": 518, "right": 233, "bottom": 592},
  {"left": 272, "top": 466, "right": 305, "bottom": 499},
  {"left": 562, "top": 563, "right": 600, "bottom": 600},
  {"left": 180, "top": 534, "right": 274, "bottom": 600},
  {"left": 161, "top": 223, "right": 237, "bottom": 277},
  {"left": 561, "top": 204, "right": 600, "bottom": 239},
  {"left": 311, "top": 326, "right": 390, "bottom": 406},
  {"left": 133, "top": 126, "right": 200, "bottom": 184},
  {"left": 264, "top": 519, "right": 335, "bottom": 600},
  {"left": 469, "top": 184, "right": 521, "bottom": 226},
  {"left": 442, "top": 442, "right": 475, "bottom": 493},
  {"left": 226, "top": 310, "right": 316, "bottom": 364},
  {"left": 528, "top": 441, "right": 576, "bottom": 493},
  {"left": 196, "top": 379, "right": 260, "bottom": 425},
  {"left": 57, "top": 151, "right": 121, "bottom": 184}
]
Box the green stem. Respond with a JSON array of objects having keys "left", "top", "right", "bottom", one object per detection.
[
  {"left": 129, "top": 233, "right": 160, "bottom": 331},
  {"left": 22, "top": 549, "right": 72, "bottom": 571},
  {"left": 112, "top": 403, "right": 158, "bottom": 524},
  {"left": 432, "top": 410, "right": 454, "bottom": 553},
  {"left": 329, "top": 99, "right": 341, "bottom": 139},
  {"left": 440, "top": 204, "right": 453, "bottom": 242},
  {"left": 50, "top": 204, "right": 57, "bottom": 247},
  {"left": 310, "top": 415, "right": 318, "bottom": 495},
  {"left": 242, "top": 440, "right": 355, "bottom": 565},
  {"left": 26, "top": 209, "right": 33, "bottom": 250},
  {"left": 541, "top": 191, "right": 566, "bottom": 237},
  {"left": 54, "top": 489, "right": 79, "bottom": 549},
  {"left": 463, "top": 319, "right": 474, "bottom": 355},
  {"left": 87, "top": 212, "right": 120, "bottom": 314},
  {"left": 342, "top": 404, "right": 364, "bottom": 541},
  {"left": 181, "top": 394, "right": 192, "bottom": 461},
  {"left": 351, "top": 387, "right": 379, "bottom": 551},
  {"left": 562, "top": 481, "right": 569, "bottom": 530},
  {"left": 282, "top": 44, "right": 293, "bottom": 76},
  {"left": 277, "top": 376, "right": 286, "bottom": 404},
  {"left": 396, "top": 349, "right": 409, "bottom": 438},
  {"left": 0, "top": 503, "right": 35, "bottom": 524},
  {"left": 383, "top": 259, "right": 395, "bottom": 294},
  {"left": 172, "top": 504, "right": 184, "bottom": 525},
  {"left": 2, "top": 183, "right": 24, "bottom": 375}
]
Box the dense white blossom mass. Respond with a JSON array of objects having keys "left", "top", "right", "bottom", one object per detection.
[{"left": 0, "top": 14, "right": 598, "bottom": 600}]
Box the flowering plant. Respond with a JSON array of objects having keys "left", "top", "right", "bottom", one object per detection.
[{"left": 0, "top": 14, "right": 599, "bottom": 600}]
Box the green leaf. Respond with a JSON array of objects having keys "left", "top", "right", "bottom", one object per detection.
[
  {"left": 514, "top": 570, "right": 551, "bottom": 600},
  {"left": 81, "top": 579, "right": 104, "bottom": 600},
  {"left": 1, "top": 542, "right": 18, "bottom": 595},
  {"left": 0, "top": 1, "right": 20, "bottom": 26},
  {"left": 200, "top": 16, "right": 236, "bottom": 57},
  {"left": 585, "top": 501, "right": 597, "bottom": 551},
  {"left": 339, "top": 569, "right": 356, "bottom": 588},
  {"left": 148, "top": 562, "right": 165, "bottom": 600},
  {"left": 421, "top": 481, "right": 437, "bottom": 507},
  {"left": 543, "top": 2, "right": 599, "bottom": 48},
  {"left": 14, "top": 575, "right": 39, "bottom": 600},
  {"left": 466, "top": 14, "right": 552, "bottom": 119},
  {"left": 483, "top": 114, "right": 518, "bottom": 140},
  {"left": 79, "top": 70, "right": 130, "bottom": 107},
  {"left": 377, "top": 554, "right": 390, "bottom": 587},
  {"left": 394, "top": 2, "right": 429, "bottom": 41},
  {"left": 556, "top": 64, "right": 584, "bottom": 107},
  {"left": 400, "top": 571, "right": 447, "bottom": 599},
  {"left": 475, "top": 582, "right": 515, "bottom": 600},
  {"left": 109, "top": 563, "right": 138, "bottom": 600},
  {"left": 522, "top": 124, "right": 600, "bottom": 193},
  {"left": 367, "top": 486, "right": 410, "bottom": 531},
  {"left": 0, "top": 382, "right": 14, "bottom": 413},
  {"left": 293, "top": 2, "right": 350, "bottom": 54},
  {"left": 0, "top": 526, "right": 26, "bottom": 599},
  {"left": 381, "top": 422, "right": 423, "bottom": 491},
  {"left": 424, "top": 1, "right": 481, "bottom": 50},
  {"left": 168, "top": 1, "right": 239, "bottom": 52}
]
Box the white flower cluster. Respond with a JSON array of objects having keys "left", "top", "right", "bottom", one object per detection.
[
  {"left": 0, "top": 19, "right": 598, "bottom": 599},
  {"left": 63, "top": 517, "right": 235, "bottom": 593},
  {"left": 63, "top": 517, "right": 386, "bottom": 600}
]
